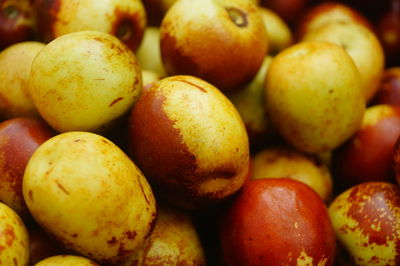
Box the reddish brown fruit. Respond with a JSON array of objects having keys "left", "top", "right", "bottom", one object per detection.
[
  {"left": 0, "top": 117, "right": 55, "bottom": 220},
  {"left": 0, "top": 0, "right": 37, "bottom": 50},
  {"left": 372, "top": 67, "right": 400, "bottom": 106},
  {"left": 219, "top": 178, "right": 336, "bottom": 266}
]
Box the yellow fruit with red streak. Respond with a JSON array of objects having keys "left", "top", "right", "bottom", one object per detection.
[{"left": 328, "top": 182, "right": 400, "bottom": 265}]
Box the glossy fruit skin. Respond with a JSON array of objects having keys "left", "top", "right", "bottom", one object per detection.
[
  {"left": 332, "top": 104, "right": 400, "bottom": 189},
  {"left": 128, "top": 75, "right": 249, "bottom": 209},
  {"left": 160, "top": 0, "right": 268, "bottom": 92},
  {"left": 328, "top": 182, "right": 400, "bottom": 266},
  {"left": 219, "top": 178, "right": 336, "bottom": 266},
  {"left": 35, "top": 255, "right": 100, "bottom": 265},
  {"left": 0, "top": 0, "right": 37, "bottom": 50},
  {"left": 0, "top": 117, "right": 55, "bottom": 220}
]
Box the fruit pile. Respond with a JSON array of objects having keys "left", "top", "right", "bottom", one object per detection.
[{"left": 0, "top": 0, "right": 400, "bottom": 265}]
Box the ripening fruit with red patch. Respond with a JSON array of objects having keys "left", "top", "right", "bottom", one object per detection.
[
  {"left": 128, "top": 75, "right": 249, "bottom": 209},
  {"left": 219, "top": 178, "right": 336, "bottom": 266},
  {"left": 328, "top": 182, "right": 400, "bottom": 266}
]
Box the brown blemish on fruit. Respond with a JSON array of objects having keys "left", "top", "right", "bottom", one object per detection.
[
  {"left": 107, "top": 236, "right": 118, "bottom": 245},
  {"left": 13, "top": 257, "right": 17, "bottom": 265},
  {"left": 226, "top": 7, "right": 248, "bottom": 27},
  {"left": 170, "top": 77, "right": 207, "bottom": 93},
  {"left": 111, "top": 8, "right": 144, "bottom": 52},
  {"left": 34, "top": 0, "right": 62, "bottom": 42},
  {"left": 55, "top": 180, "right": 70, "bottom": 195},
  {"left": 28, "top": 190, "right": 33, "bottom": 201},
  {"left": 346, "top": 183, "right": 400, "bottom": 247},
  {"left": 109, "top": 97, "right": 124, "bottom": 107},
  {"left": 125, "top": 230, "right": 137, "bottom": 240},
  {"left": 1, "top": 224, "right": 15, "bottom": 247}
]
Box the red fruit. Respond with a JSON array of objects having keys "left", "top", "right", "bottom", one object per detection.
[
  {"left": 372, "top": 67, "right": 400, "bottom": 106},
  {"left": 219, "top": 178, "right": 336, "bottom": 266}
]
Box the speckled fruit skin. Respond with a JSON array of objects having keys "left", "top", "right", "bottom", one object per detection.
[
  {"left": 0, "top": 117, "right": 55, "bottom": 220},
  {"left": 160, "top": 0, "right": 268, "bottom": 92},
  {"left": 28, "top": 31, "right": 142, "bottom": 133},
  {"left": 121, "top": 204, "right": 206, "bottom": 265},
  {"left": 0, "top": 202, "right": 29, "bottom": 266},
  {"left": 23, "top": 132, "right": 157, "bottom": 264},
  {"left": 264, "top": 41, "right": 365, "bottom": 153},
  {"left": 0, "top": 0, "right": 36, "bottom": 50},
  {"left": 35, "top": 255, "right": 99, "bottom": 265},
  {"left": 328, "top": 182, "right": 400, "bottom": 266},
  {"left": 128, "top": 75, "right": 249, "bottom": 209},
  {"left": 252, "top": 145, "right": 333, "bottom": 202},
  {"left": 34, "top": 0, "right": 146, "bottom": 52},
  {"left": 0, "top": 41, "right": 45, "bottom": 120},
  {"left": 219, "top": 178, "right": 336, "bottom": 266},
  {"left": 333, "top": 104, "right": 400, "bottom": 189}
]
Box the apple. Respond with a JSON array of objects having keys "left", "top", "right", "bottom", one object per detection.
[
  {"left": 295, "top": 1, "right": 373, "bottom": 40},
  {"left": 259, "top": 7, "right": 293, "bottom": 55},
  {"left": 227, "top": 56, "right": 275, "bottom": 153},
  {"left": 371, "top": 67, "right": 400, "bottom": 106},
  {"left": 329, "top": 182, "right": 400, "bottom": 265},
  {"left": 28, "top": 31, "right": 143, "bottom": 133},
  {"left": 219, "top": 178, "right": 336, "bottom": 265},
  {"left": 0, "top": 41, "right": 44, "bottom": 120},
  {"left": 0, "top": 0, "right": 37, "bottom": 50},
  {"left": 136, "top": 26, "right": 167, "bottom": 77},
  {"left": 301, "top": 21, "right": 385, "bottom": 102},
  {"left": 264, "top": 41, "right": 365, "bottom": 153},
  {"left": 252, "top": 145, "right": 333, "bottom": 202},
  {"left": 128, "top": 75, "right": 249, "bottom": 209},
  {"left": 332, "top": 104, "right": 400, "bottom": 189},
  {"left": 121, "top": 204, "right": 207, "bottom": 265},
  {"left": 160, "top": 0, "right": 268, "bottom": 92},
  {"left": 376, "top": 0, "right": 400, "bottom": 67},
  {"left": 259, "top": 0, "right": 311, "bottom": 23},
  {"left": 0, "top": 117, "right": 55, "bottom": 221},
  {"left": 34, "top": 0, "right": 146, "bottom": 52}
]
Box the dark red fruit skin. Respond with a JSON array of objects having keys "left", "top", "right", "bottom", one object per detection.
[
  {"left": 393, "top": 136, "right": 400, "bottom": 185},
  {"left": 0, "top": 117, "right": 56, "bottom": 220},
  {"left": 376, "top": 0, "right": 400, "bottom": 67},
  {"left": 332, "top": 106, "right": 400, "bottom": 190},
  {"left": 260, "top": 0, "right": 311, "bottom": 24},
  {"left": 0, "top": 0, "right": 37, "bottom": 50},
  {"left": 371, "top": 68, "right": 400, "bottom": 106},
  {"left": 218, "top": 178, "right": 336, "bottom": 266}
]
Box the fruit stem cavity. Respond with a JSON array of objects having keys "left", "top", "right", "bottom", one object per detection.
[{"left": 226, "top": 7, "right": 248, "bottom": 27}]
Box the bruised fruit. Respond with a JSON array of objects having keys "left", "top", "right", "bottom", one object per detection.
[
  {"left": 28, "top": 31, "right": 142, "bottom": 133},
  {"left": 328, "top": 182, "right": 400, "bottom": 266},
  {"left": 0, "top": 202, "right": 29, "bottom": 265},
  {"left": 219, "top": 178, "right": 336, "bottom": 266},
  {"left": 23, "top": 131, "right": 156, "bottom": 264},
  {"left": 128, "top": 75, "right": 249, "bottom": 209},
  {"left": 264, "top": 41, "right": 365, "bottom": 153}
]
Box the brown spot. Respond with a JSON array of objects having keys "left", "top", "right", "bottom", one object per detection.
[
  {"left": 107, "top": 236, "right": 118, "bottom": 245},
  {"left": 111, "top": 8, "right": 144, "bottom": 52},
  {"left": 137, "top": 178, "right": 151, "bottom": 205},
  {"left": 28, "top": 190, "right": 33, "bottom": 201},
  {"left": 125, "top": 231, "right": 137, "bottom": 240},
  {"left": 13, "top": 257, "right": 16, "bottom": 265},
  {"left": 171, "top": 78, "right": 207, "bottom": 93},
  {"left": 0, "top": 224, "right": 16, "bottom": 247},
  {"left": 109, "top": 97, "right": 124, "bottom": 107},
  {"left": 74, "top": 139, "right": 81, "bottom": 142},
  {"left": 55, "top": 180, "right": 69, "bottom": 195},
  {"left": 226, "top": 7, "right": 248, "bottom": 27}
]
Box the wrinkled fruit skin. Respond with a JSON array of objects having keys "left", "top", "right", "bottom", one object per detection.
[
  {"left": 328, "top": 182, "right": 400, "bottom": 266},
  {"left": 219, "top": 178, "right": 336, "bottom": 266},
  {"left": 23, "top": 131, "right": 157, "bottom": 264},
  {"left": 128, "top": 75, "right": 249, "bottom": 209},
  {"left": 160, "top": 0, "right": 268, "bottom": 92},
  {"left": 0, "top": 117, "right": 55, "bottom": 220}
]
